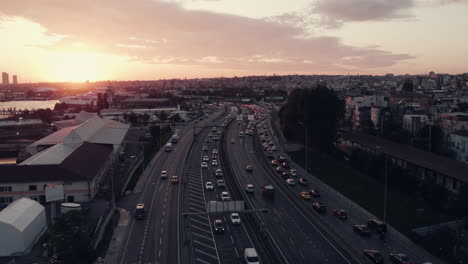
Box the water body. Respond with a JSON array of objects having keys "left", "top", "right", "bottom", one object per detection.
[{"left": 0, "top": 100, "right": 60, "bottom": 111}]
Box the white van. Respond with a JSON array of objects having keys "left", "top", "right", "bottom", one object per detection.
[{"left": 244, "top": 248, "right": 260, "bottom": 264}]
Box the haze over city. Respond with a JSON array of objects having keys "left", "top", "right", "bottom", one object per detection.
[{"left": 1, "top": 0, "right": 468, "bottom": 82}]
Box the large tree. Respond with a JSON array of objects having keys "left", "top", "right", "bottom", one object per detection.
[{"left": 280, "top": 85, "right": 345, "bottom": 152}]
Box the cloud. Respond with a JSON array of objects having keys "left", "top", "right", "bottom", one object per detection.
[{"left": 0, "top": 0, "right": 414, "bottom": 74}]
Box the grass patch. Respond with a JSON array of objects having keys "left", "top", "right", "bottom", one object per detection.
[{"left": 288, "top": 150, "right": 453, "bottom": 236}]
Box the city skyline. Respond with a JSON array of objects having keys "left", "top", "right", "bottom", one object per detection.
[{"left": 1, "top": 0, "right": 468, "bottom": 82}]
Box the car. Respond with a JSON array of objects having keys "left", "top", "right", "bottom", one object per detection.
[
  {"left": 212, "top": 149, "right": 218, "bottom": 154},
  {"left": 363, "top": 250, "right": 384, "bottom": 264},
  {"left": 201, "top": 162, "right": 208, "bottom": 168},
  {"left": 211, "top": 154, "right": 218, "bottom": 160},
  {"left": 246, "top": 165, "right": 253, "bottom": 172},
  {"left": 244, "top": 248, "right": 260, "bottom": 264},
  {"left": 215, "top": 169, "right": 223, "bottom": 177},
  {"left": 368, "top": 218, "right": 387, "bottom": 233},
  {"left": 310, "top": 189, "right": 320, "bottom": 198},
  {"left": 231, "top": 139, "right": 235, "bottom": 144},
  {"left": 275, "top": 166, "right": 283, "bottom": 173},
  {"left": 353, "top": 225, "right": 371, "bottom": 236},
  {"left": 271, "top": 160, "right": 278, "bottom": 166},
  {"left": 333, "top": 209, "right": 348, "bottom": 220},
  {"left": 203, "top": 156, "right": 209, "bottom": 162},
  {"left": 230, "top": 213, "right": 241, "bottom": 225},
  {"left": 266, "top": 150, "right": 274, "bottom": 158},
  {"left": 217, "top": 180, "right": 226, "bottom": 188},
  {"left": 278, "top": 154, "right": 286, "bottom": 162},
  {"left": 205, "top": 181, "right": 214, "bottom": 190},
  {"left": 171, "top": 175, "right": 179, "bottom": 184},
  {"left": 245, "top": 184, "right": 255, "bottom": 193},
  {"left": 213, "top": 137, "right": 219, "bottom": 141},
  {"left": 214, "top": 219, "right": 225, "bottom": 233},
  {"left": 281, "top": 162, "right": 290, "bottom": 169},
  {"left": 203, "top": 146, "right": 208, "bottom": 151},
  {"left": 206, "top": 138, "right": 211, "bottom": 143},
  {"left": 290, "top": 169, "right": 297, "bottom": 177},
  {"left": 389, "top": 253, "right": 414, "bottom": 264},
  {"left": 221, "top": 192, "right": 230, "bottom": 201},
  {"left": 134, "top": 203, "right": 146, "bottom": 220},
  {"left": 239, "top": 132, "right": 244, "bottom": 137},
  {"left": 312, "top": 202, "right": 326, "bottom": 213},
  {"left": 212, "top": 159, "right": 218, "bottom": 166},
  {"left": 208, "top": 133, "right": 213, "bottom": 138},
  {"left": 298, "top": 178, "right": 308, "bottom": 185},
  {"left": 286, "top": 178, "right": 296, "bottom": 186},
  {"left": 299, "top": 192, "right": 311, "bottom": 200},
  {"left": 160, "top": 170, "right": 168, "bottom": 179}
]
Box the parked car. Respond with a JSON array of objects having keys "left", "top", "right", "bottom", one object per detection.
[
  {"left": 205, "top": 182, "right": 214, "bottom": 190},
  {"left": 353, "top": 225, "right": 371, "bottom": 236},
  {"left": 230, "top": 213, "right": 241, "bottom": 225},
  {"left": 363, "top": 250, "right": 384, "bottom": 264},
  {"left": 333, "top": 209, "right": 348, "bottom": 220},
  {"left": 312, "top": 202, "right": 326, "bottom": 213},
  {"left": 389, "top": 253, "right": 414, "bottom": 264},
  {"left": 214, "top": 219, "right": 225, "bottom": 233}
]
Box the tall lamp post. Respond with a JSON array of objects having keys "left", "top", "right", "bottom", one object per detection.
[{"left": 298, "top": 122, "right": 308, "bottom": 172}]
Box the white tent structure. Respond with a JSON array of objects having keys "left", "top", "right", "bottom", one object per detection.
[{"left": 0, "top": 198, "right": 47, "bottom": 256}]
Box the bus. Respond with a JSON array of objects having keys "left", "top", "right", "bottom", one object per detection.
[{"left": 165, "top": 143, "right": 173, "bottom": 152}]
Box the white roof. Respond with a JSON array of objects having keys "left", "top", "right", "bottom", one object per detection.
[
  {"left": 0, "top": 198, "right": 45, "bottom": 232},
  {"left": 21, "top": 143, "right": 76, "bottom": 165}
]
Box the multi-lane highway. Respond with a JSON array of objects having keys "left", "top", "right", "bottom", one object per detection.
[{"left": 119, "top": 106, "right": 226, "bottom": 264}]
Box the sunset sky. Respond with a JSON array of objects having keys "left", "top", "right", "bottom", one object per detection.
[{"left": 1, "top": 0, "right": 467, "bottom": 82}]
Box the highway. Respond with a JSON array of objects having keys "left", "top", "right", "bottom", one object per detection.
[
  {"left": 119, "top": 106, "right": 226, "bottom": 264},
  {"left": 252, "top": 104, "right": 443, "bottom": 264}
]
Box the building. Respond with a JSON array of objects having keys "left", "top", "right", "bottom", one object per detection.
[
  {"left": 0, "top": 198, "right": 47, "bottom": 256},
  {"left": 2, "top": 72, "right": 8, "bottom": 85},
  {"left": 449, "top": 130, "right": 468, "bottom": 163},
  {"left": 12, "top": 75, "right": 17, "bottom": 84},
  {"left": 403, "top": 114, "right": 430, "bottom": 135},
  {"left": 0, "top": 113, "right": 129, "bottom": 205}
]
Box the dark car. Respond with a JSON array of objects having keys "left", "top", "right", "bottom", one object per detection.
[
  {"left": 312, "top": 203, "right": 326, "bottom": 213},
  {"left": 389, "top": 253, "right": 414, "bottom": 264},
  {"left": 310, "top": 189, "right": 320, "bottom": 198},
  {"left": 214, "top": 219, "right": 225, "bottom": 233},
  {"left": 333, "top": 209, "right": 348, "bottom": 220},
  {"left": 246, "top": 165, "right": 254, "bottom": 172},
  {"left": 281, "top": 162, "right": 289, "bottom": 169},
  {"left": 298, "top": 178, "right": 308, "bottom": 185},
  {"left": 276, "top": 167, "right": 284, "bottom": 173},
  {"left": 363, "top": 250, "right": 384, "bottom": 264},
  {"left": 353, "top": 225, "right": 371, "bottom": 236},
  {"left": 134, "top": 203, "right": 146, "bottom": 220},
  {"left": 368, "top": 218, "right": 387, "bottom": 233}
]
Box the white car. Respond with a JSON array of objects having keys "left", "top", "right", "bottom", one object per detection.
[
  {"left": 230, "top": 213, "right": 241, "bottom": 225},
  {"left": 205, "top": 181, "right": 214, "bottom": 190},
  {"left": 212, "top": 149, "right": 218, "bottom": 154},
  {"left": 217, "top": 180, "right": 226, "bottom": 188},
  {"left": 203, "top": 156, "right": 209, "bottom": 162},
  {"left": 245, "top": 184, "right": 255, "bottom": 193},
  {"left": 286, "top": 179, "right": 296, "bottom": 186},
  {"left": 221, "top": 192, "right": 230, "bottom": 201},
  {"left": 212, "top": 159, "right": 218, "bottom": 166},
  {"left": 290, "top": 169, "right": 297, "bottom": 177},
  {"left": 201, "top": 162, "right": 208, "bottom": 168},
  {"left": 215, "top": 169, "right": 223, "bottom": 177},
  {"left": 160, "top": 170, "right": 168, "bottom": 179}
]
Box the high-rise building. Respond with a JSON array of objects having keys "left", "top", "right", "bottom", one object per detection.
[
  {"left": 12, "top": 75, "right": 18, "bottom": 84},
  {"left": 2, "top": 72, "right": 9, "bottom": 85}
]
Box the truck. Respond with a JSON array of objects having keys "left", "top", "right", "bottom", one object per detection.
[{"left": 262, "top": 185, "right": 275, "bottom": 200}]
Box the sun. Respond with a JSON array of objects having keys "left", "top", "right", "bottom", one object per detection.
[{"left": 50, "top": 52, "right": 110, "bottom": 82}]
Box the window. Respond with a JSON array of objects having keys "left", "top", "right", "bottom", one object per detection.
[
  {"left": 0, "top": 186, "right": 12, "bottom": 192},
  {"left": 28, "top": 185, "right": 37, "bottom": 191},
  {"left": 0, "top": 197, "right": 13, "bottom": 204}
]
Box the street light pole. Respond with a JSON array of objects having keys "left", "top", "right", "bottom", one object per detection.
[{"left": 383, "top": 153, "right": 388, "bottom": 223}]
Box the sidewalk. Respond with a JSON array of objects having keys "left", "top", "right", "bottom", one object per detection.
[{"left": 103, "top": 208, "right": 129, "bottom": 264}]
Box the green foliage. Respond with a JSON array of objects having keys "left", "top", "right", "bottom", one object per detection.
[
  {"left": 279, "top": 85, "right": 345, "bottom": 152},
  {"left": 44, "top": 211, "right": 96, "bottom": 264}
]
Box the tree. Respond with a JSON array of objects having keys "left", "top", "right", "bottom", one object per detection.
[
  {"left": 44, "top": 211, "right": 96, "bottom": 264},
  {"left": 96, "top": 93, "right": 103, "bottom": 110},
  {"left": 149, "top": 125, "right": 160, "bottom": 142},
  {"left": 158, "top": 111, "right": 168, "bottom": 121},
  {"left": 279, "top": 86, "right": 345, "bottom": 152}
]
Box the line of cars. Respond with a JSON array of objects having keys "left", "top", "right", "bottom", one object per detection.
[{"left": 254, "top": 106, "right": 419, "bottom": 264}]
